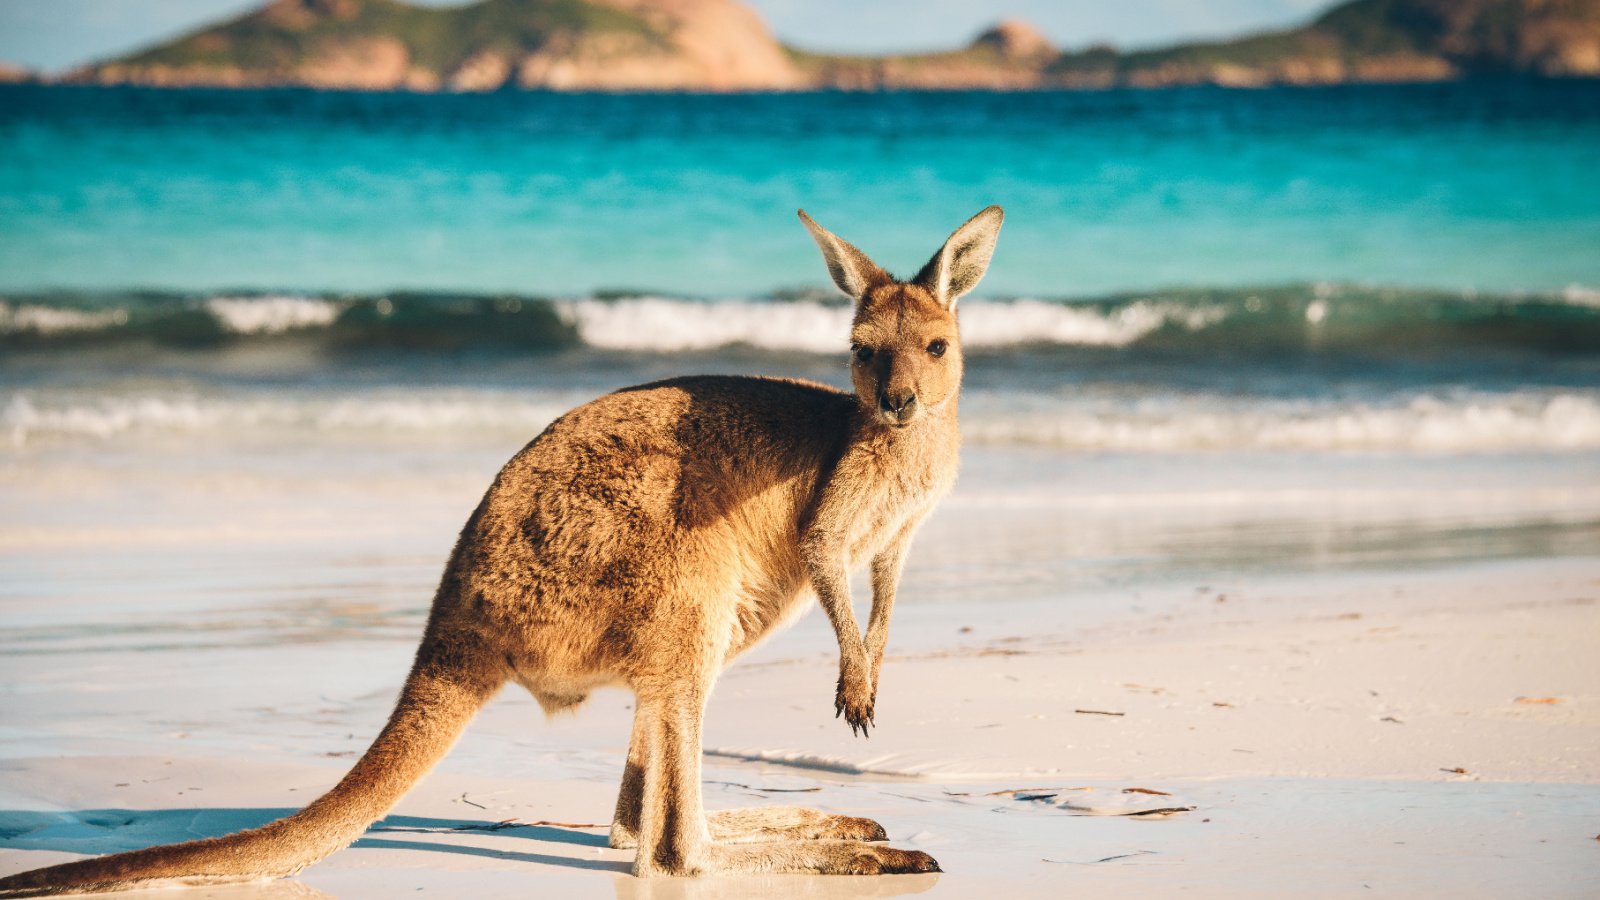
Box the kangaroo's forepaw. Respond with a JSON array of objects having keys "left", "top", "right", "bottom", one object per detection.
[{"left": 835, "top": 669, "right": 876, "bottom": 737}]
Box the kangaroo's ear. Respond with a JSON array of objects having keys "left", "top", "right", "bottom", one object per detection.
[
  {"left": 798, "top": 209, "right": 889, "bottom": 302},
  {"left": 913, "top": 205, "right": 1004, "bottom": 309}
]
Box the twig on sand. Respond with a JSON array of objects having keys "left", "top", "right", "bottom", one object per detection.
[
  {"left": 1122, "top": 787, "right": 1173, "bottom": 796},
  {"left": 980, "top": 786, "right": 1092, "bottom": 798},
  {"left": 453, "top": 819, "right": 608, "bottom": 831},
  {"left": 1044, "top": 849, "right": 1159, "bottom": 864},
  {"left": 1062, "top": 805, "right": 1196, "bottom": 818},
  {"left": 451, "top": 819, "right": 523, "bottom": 832},
  {"left": 706, "top": 780, "right": 821, "bottom": 793},
  {"left": 458, "top": 793, "right": 487, "bottom": 809},
  {"left": 1074, "top": 709, "right": 1125, "bottom": 717},
  {"left": 516, "top": 819, "right": 608, "bottom": 830},
  {"left": 1122, "top": 806, "right": 1195, "bottom": 818},
  {"left": 376, "top": 818, "right": 607, "bottom": 834}
]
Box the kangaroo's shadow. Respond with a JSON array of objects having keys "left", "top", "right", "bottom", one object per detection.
[
  {"left": 0, "top": 808, "right": 937, "bottom": 892},
  {"left": 0, "top": 807, "right": 620, "bottom": 874}
]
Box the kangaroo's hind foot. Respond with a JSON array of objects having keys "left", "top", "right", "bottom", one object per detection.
[
  {"left": 707, "top": 807, "right": 888, "bottom": 845},
  {"left": 610, "top": 807, "right": 887, "bottom": 849},
  {"left": 708, "top": 840, "right": 940, "bottom": 875}
]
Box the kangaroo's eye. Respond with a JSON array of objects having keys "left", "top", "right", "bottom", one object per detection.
[
  {"left": 853, "top": 344, "right": 874, "bottom": 363},
  {"left": 927, "top": 339, "right": 948, "bottom": 358}
]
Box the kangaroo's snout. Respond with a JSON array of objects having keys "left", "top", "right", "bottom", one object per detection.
[{"left": 877, "top": 389, "right": 918, "bottom": 425}]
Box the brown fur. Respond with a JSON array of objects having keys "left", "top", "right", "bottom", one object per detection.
[{"left": 0, "top": 206, "right": 1003, "bottom": 894}]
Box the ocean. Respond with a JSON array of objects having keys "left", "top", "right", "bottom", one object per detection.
[
  {"left": 4, "top": 79, "right": 1600, "bottom": 296},
  {"left": 2, "top": 78, "right": 1599, "bottom": 646}
]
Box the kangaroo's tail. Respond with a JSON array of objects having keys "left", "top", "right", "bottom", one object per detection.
[{"left": 0, "top": 639, "right": 504, "bottom": 898}]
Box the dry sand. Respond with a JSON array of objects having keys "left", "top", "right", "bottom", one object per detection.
[{"left": 3, "top": 556, "right": 1597, "bottom": 898}]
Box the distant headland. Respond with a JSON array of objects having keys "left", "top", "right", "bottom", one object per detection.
[{"left": 19, "top": 0, "right": 1600, "bottom": 92}]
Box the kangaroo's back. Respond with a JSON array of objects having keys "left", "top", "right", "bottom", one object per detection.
[
  {"left": 511, "top": 374, "right": 859, "bottom": 537},
  {"left": 433, "top": 374, "right": 863, "bottom": 689}
]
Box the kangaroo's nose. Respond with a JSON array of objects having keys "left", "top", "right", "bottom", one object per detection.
[{"left": 878, "top": 390, "right": 917, "bottom": 416}]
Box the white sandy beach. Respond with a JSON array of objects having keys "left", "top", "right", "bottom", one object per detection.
[{"left": 2, "top": 433, "right": 1598, "bottom": 898}]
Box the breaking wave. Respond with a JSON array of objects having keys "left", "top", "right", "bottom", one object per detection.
[
  {"left": 203, "top": 295, "right": 340, "bottom": 335},
  {"left": 4, "top": 283, "right": 1599, "bottom": 356}
]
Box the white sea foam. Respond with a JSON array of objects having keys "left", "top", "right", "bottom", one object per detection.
[
  {"left": 963, "top": 391, "right": 1600, "bottom": 453},
  {"left": 558, "top": 297, "right": 853, "bottom": 353},
  {"left": 2, "top": 391, "right": 573, "bottom": 447},
  {"left": 1561, "top": 284, "right": 1600, "bottom": 309},
  {"left": 960, "top": 298, "right": 1224, "bottom": 347},
  {"left": 0, "top": 301, "right": 128, "bottom": 335},
  {"left": 204, "top": 296, "right": 341, "bottom": 334},
  {"left": 557, "top": 296, "right": 1225, "bottom": 352},
  {"left": 7, "top": 388, "right": 1598, "bottom": 454}
]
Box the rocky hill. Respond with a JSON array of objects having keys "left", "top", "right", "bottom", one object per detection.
[
  {"left": 795, "top": 0, "right": 1600, "bottom": 89},
  {"left": 1059, "top": 0, "right": 1600, "bottom": 87},
  {"left": 0, "top": 62, "right": 38, "bottom": 84},
  {"left": 68, "top": 0, "right": 1600, "bottom": 91},
  {"left": 72, "top": 0, "right": 802, "bottom": 91}
]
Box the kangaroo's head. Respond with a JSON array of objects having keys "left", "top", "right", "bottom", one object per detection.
[{"left": 799, "top": 206, "right": 1003, "bottom": 429}]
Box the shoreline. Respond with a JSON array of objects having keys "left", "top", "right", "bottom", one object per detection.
[{"left": 8, "top": 70, "right": 1598, "bottom": 98}]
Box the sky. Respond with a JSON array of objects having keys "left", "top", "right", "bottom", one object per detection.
[{"left": 0, "top": 0, "right": 1335, "bottom": 74}]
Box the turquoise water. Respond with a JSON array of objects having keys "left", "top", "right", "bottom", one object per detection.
[
  {"left": 3, "top": 80, "right": 1599, "bottom": 457},
  {"left": 3, "top": 80, "right": 1600, "bottom": 297}
]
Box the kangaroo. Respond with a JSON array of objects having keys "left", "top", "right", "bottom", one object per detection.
[{"left": 0, "top": 205, "right": 1003, "bottom": 895}]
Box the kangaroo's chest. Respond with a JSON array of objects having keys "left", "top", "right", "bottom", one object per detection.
[{"left": 844, "top": 457, "right": 955, "bottom": 564}]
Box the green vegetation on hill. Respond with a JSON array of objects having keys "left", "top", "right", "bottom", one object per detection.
[
  {"left": 1111, "top": 0, "right": 1600, "bottom": 81},
  {"left": 118, "top": 0, "right": 661, "bottom": 77}
]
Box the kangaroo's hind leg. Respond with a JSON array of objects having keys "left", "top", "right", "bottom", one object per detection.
[
  {"left": 630, "top": 670, "right": 937, "bottom": 877},
  {"left": 630, "top": 676, "right": 715, "bottom": 876},
  {"left": 609, "top": 701, "right": 649, "bottom": 850},
  {"left": 610, "top": 703, "right": 885, "bottom": 849}
]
